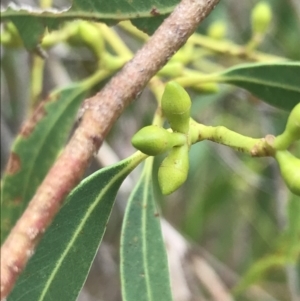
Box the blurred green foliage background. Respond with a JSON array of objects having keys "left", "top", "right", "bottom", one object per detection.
[{"left": 1, "top": 0, "right": 299, "bottom": 300}]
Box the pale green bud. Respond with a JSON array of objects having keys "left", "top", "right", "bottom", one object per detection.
[
  {"left": 161, "top": 82, "right": 191, "bottom": 134},
  {"left": 132, "top": 126, "right": 186, "bottom": 156},
  {"left": 207, "top": 21, "right": 227, "bottom": 40},
  {"left": 251, "top": 2, "right": 272, "bottom": 34},
  {"left": 158, "top": 144, "right": 189, "bottom": 195}
]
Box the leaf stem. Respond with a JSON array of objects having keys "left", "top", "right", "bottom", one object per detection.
[
  {"left": 148, "top": 77, "right": 166, "bottom": 126},
  {"left": 189, "top": 33, "right": 285, "bottom": 62},
  {"left": 189, "top": 119, "right": 276, "bottom": 157},
  {"left": 119, "top": 21, "right": 149, "bottom": 42},
  {"left": 97, "top": 23, "right": 132, "bottom": 59},
  {"left": 30, "top": 55, "right": 45, "bottom": 114},
  {"left": 41, "top": 23, "right": 78, "bottom": 48},
  {"left": 80, "top": 69, "right": 112, "bottom": 91},
  {"left": 119, "top": 21, "right": 285, "bottom": 62},
  {"left": 174, "top": 72, "right": 220, "bottom": 87}
]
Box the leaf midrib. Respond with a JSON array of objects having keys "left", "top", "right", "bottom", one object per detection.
[
  {"left": 141, "top": 169, "right": 153, "bottom": 301},
  {"left": 220, "top": 75, "right": 300, "bottom": 92},
  {"left": 37, "top": 160, "right": 134, "bottom": 301}
]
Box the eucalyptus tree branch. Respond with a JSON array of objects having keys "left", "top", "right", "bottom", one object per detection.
[{"left": 0, "top": 0, "right": 220, "bottom": 299}]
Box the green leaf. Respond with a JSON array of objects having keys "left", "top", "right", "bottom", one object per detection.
[
  {"left": 216, "top": 61, "right": 300, "bottom": 111},
  {"left": 2, "top": 0, "right": 180, "bottom": 50},
  {"left": 71, "top": 0, "right": 178, "bottom": 17},
  {"left": 8, "top": 152, "right": 146, "bottom": 301},
  {"left": 120, "top": 159, "right": 173, "bottom": 301},
  {"left": 131, "top": 15, "right": 169, "bottom": 36},
  {"left": 1, "top": 84, "right": 87, "bottom": 243}
]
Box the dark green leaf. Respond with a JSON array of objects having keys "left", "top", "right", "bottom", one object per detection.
[
  {"left": 8, "top": 152, "right": 146, "bottom": 301},
  {"left": 217, "top": 61, "right": 300, "bottom": 111},
  {"left": 131, "top": 15, "right": 169, "bottom": 36},
  {"left": 71, "top": 0, "right": 178, "bottom": 16},
  {"left": 1, "top": 84, "right": 86, "bottom": 243},
  {"left": 121, "top": 159, "right": 173, "bottom": 301},
  {"left": 1, "top": 0, "right": 180, "bottom": 50}
]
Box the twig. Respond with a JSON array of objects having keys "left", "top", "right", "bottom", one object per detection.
[
  {"left": 193, "top": 257, "right": 234, "bottom": 301},
  {"left": 0, "top": 0, "right": 220, "bottom": 299}
]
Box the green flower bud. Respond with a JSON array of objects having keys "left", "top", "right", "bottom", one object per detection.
[
  {"left": 161, "top": 82, "right": 191, "bottom": 134},
  {"left": 275, "top": 150, "right": 300, "bottom": 196},
  {"left": 207, "top": 21, "right": 227, "bottom": 40},
  {"left": 274, "top": 103, "right": 300, "bottom": 150},
  {"left": 158, "top": 144, "right": 189, "bottom": 195},
  {"left": 132, "top": 125, "right": 186, "bottom": 156},
  {"left": 251, "top": 2, "right": 272, "bottom": 34}
]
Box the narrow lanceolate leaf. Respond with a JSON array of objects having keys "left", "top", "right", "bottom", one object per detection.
[
  {"left": 8, "top": 152, "right": 146, "bottom": 301},
  {"left": 216, "top": 61, "right": 300, "bottom": 111},
  {"left": 121, "top": 159, "right": 173, "bottom": 301},
  {"left": 1, "top": 84, "right": 87, "bottom": 243},
  {"left": 1, "top": 0, "right": 180, "bottom": 50}
]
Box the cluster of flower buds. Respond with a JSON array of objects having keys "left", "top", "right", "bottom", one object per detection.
[
  {"left": 132, "top": 82, "right": 191, "bottom": 195},
  {"left": 132, "top": 82, "right": 300, "bottom": 196}
]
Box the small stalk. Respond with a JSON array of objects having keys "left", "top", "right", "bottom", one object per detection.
[
  {"left": 30, "top": 55, "right": 45, "bottom": 114},
  {"left": 190, "top": 120, "right": 276, "bottom": 157}
]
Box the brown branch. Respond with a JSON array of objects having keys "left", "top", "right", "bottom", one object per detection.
[{"left": 0, "top": 0, "right": 220, "bottom": 299}]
